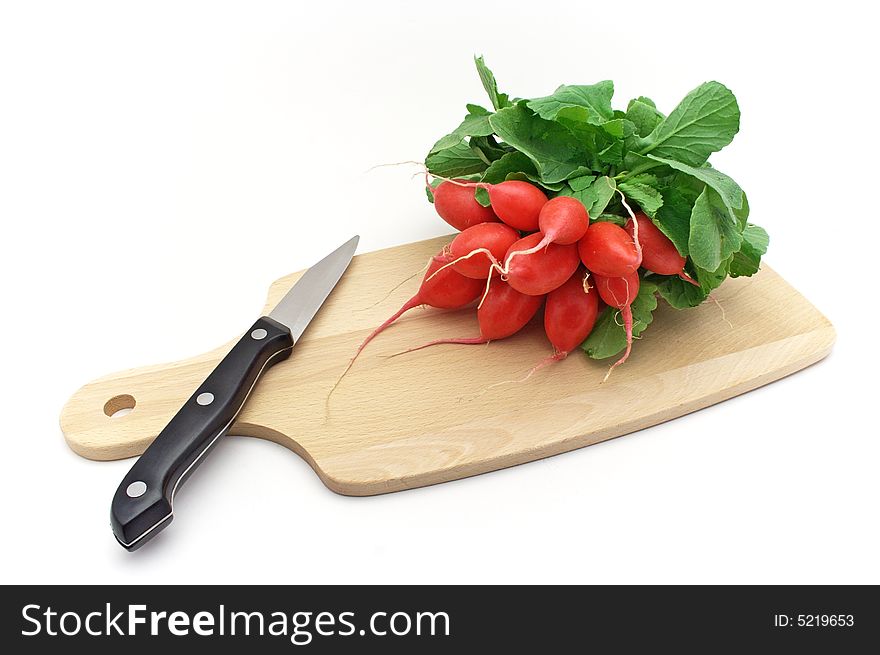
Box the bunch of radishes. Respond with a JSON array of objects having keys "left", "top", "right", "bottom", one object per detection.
[
  {"left": 338, "top": 58, "right": 768, "bottom": 384},
  {"left": 348, "top": 175, "right": 693, "bottom": 378}
]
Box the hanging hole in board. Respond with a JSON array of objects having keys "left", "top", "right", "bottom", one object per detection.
[{"left": 104, "top": 394, "right": 136, "bottom": 418}]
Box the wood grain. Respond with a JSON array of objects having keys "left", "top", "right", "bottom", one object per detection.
[{"left": 60, "top": 236, "right": 835, "bottom": 495}]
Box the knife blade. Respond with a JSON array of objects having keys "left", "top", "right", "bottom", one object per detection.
[{"left": 110, "top": 235, "right": 359, "bottom": 551}]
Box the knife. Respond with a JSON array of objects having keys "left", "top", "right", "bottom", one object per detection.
[{"left": 110, "top": 235, "right": 359, "bottom": 551}]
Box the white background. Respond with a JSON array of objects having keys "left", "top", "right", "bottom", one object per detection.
[{"left": 1, "top": 0, "right": 878, "bottom": 584}]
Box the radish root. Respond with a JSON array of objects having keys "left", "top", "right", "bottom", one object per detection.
[
  {"left": 617, "top": 190, "right": 643, "bottom": 263},
  {"left": 709, "top": 294, "right": 734, "bottom": 330},
  {"left": 582, "top": 271, "right": 592, "bottom": 293},
  {"left": 390, "top": 336, "right": 490, "bottom": 358},
  {"left": 498, "top": 233, "right": 553, "bottom": 274},
  {"left": 327, "top": 295, "right": 423, "bottom": 409},
  {"left": 425, "top": 247, "right": 502, "bottom": 282},
  {"left": 366, "top": 159, "right": 425, "bottom": 173},
  {"left": 359, "top": 257, "right": 432, "bottom": 311},
  {"left": 603, "top": 305, "right": 633, "bottom": 383},
  {"left": 477, "top": 272, "right": 494, "bottom": 309},
  {"left": 483, "top": 352, "right": 566, "bottom": 392},
  {"left": 423, "top": 171, "right": 489, "bottom": 191},
  {"left": 606, "top": 275, "right": 633, "bottom": 308}
]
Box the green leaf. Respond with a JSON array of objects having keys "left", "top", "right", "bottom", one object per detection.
[
  {"left": 669, "top": 170, "right": 709, "bottom": 197},
  {"left": 645, "top": 155, "right": 745, "bottom": 218},
  {"left": 587, "top": 176, "right": 618, "bottom": 216},
  {"left": 695, "top": 256, "right": 732, "bottom": 293},
  {"left": 428, "top": 107, "right": 495, "bottom": 154},
  {"left": 480, "top": 151, "right": 564, "bottom": 190},
  {"left": 729, "top": 223, "right": 769, "bottom": 277},
  {"left": 597, "top": 140, "right": 624, "bottom": 167},
  {"left": 425, "top": 177, "right": 443, "bottom": 204},
  {"left": 625, "top": 97, "right": 664, "bottom": 137},
  {"left": 557, "top": 175, "right": 617, "bottom": 217},
  {"left": 468, "top": 135, "right": 509, "bottom": 163},
  {"left": 688, "top": 186, "right": 743, "bottom": 271},
  {"left": 581, "top": 279, "right": 658, "bottom": 359},
  {"left": 618, "top": 176, "right": 663, "bottom": 218},
  {"left": 657, "top": 275, "right": 706, "bottom": 308},
  {"left": 480, "top": 150, "right": 537, "bottom": 184},
  {"left": 656, "top": 258, "right": 730, "bottom": 308},
  {"left": 474, "top": 55, "right": 510, "bottom": 111},
  {"left": 733, "top": 191, "right": 750, "bottom": 229},
  {"left": 655, "top": 185, "right": 695, "bottom": 256},
  {"left": 600, "top": 118, "right": 636, "bottom": 139},
  {"left": 474, "top": 186, "right": 490, "bottom": 206},
  {"left": 568, "top": 174, "right": 597, "bottom": 192},
  {"left": 638, "top": 82, "right": 740, "bottom": 166},
  {"left": 425, "top": 141, "right": 487, "bottom": 178},
  {"left": 621, "top": 151, "right": 665, "bottom": 178},
  {"left": 626, "top": 173, "right": 659, "bottom": 186},
  {"left": 505, "top": 172, "right": 565, "bottom": 191},
  {"left": 552, "top": 114, "right": 619, "bottom": 170},
  {"left": 526, "top": 82, "right": 615, "bottom": 125},
  {"left": 489, "top": 104, "right": 594, "bottom": 184}
]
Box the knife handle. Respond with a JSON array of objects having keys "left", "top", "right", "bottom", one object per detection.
[{"left": 110, "top": 316, "right": 294, "bottom": 551}]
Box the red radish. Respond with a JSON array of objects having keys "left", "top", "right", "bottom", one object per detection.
[
  {"left": 485, "top": 180, "right": 548, "bottom": 231},
  {"left": 431, "top": 180, "right": 499, "bottom": 231},
  {"left": 502, "top": 196, "right": 589, "bottom": 269},
  {"left": 543, "top": 269, "right": 599, "bottom": 360},
  {"left": 592, "top": 270, "right": 640, "bottom": 378},
  {"left": 344, "top": 251, "right": 483, "bottom": 368},
  {"left": 625, "top": 212, "right": 699, "bottom": 286},
  {"left": 594, "top": 271, "right": 639, "bottom": 309},
  {"left": 401, "top": 280, "right": 544, "bottom": 351},
  {"left": 577, "top": 221, "right": 641, "bottom": 277},
  {"left": 540, "top": 197, "right": 590, "bottom": 244},
  {"left": 504, "top": 232, "right": 580, "bottom": 296},
  {"left": 448, "top": 223, "right": 519, "bottom": 279}
]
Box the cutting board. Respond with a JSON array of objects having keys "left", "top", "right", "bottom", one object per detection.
[{"left": 60, "top": 236, "right": 835, "bottom": 495}]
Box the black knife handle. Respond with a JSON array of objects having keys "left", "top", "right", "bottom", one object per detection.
[{"left": 110, "top": 316, "right": 294, "bottom": 551}]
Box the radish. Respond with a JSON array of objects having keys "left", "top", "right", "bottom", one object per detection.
[
  {"left": 449, "top": 223, "right": 519, "bottom": 280},
  {"left": 484, "top": 180, "right": 548, "bottom": 231},
  {"left": 534, "top": 196, "right": 590, "bottom": 245},
  {"left": 401, "top": 280, "right": 544, "bottom": 351},
  {"left": 592, "top": 270, "right": 640, "bottom": 378},
  {"left": 594, "top": 271, "right": 639, "bottom": 309},
  {"left": 577, "top": 221, "right": 641, "bottom": 277},
  {"left": 344, "top": 251, "right": 484, "bottom": 368},
  {"left": 625, "top": 212, "right": 699, "bottom": 286},
  {"left": 428, "top": 175, "right": 548, "bottom": 232},
  {"left": 502, "top": 196, "right": 589, "bottom": 269},
  {"left": 543, "top": 269, "right": 599, "bottom": 360},
  {"left": 503, "top": 232, "right": 580, "bottom": 296},
  {"left": 431, "top": 180, "right": 499, "bottom": 231}
]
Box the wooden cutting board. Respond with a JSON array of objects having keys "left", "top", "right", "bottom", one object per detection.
[{"left": 60, "top": 236, "right": 835, "bottom": 495}]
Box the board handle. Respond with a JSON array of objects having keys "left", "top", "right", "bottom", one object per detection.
[{"left": 110, "top": 317, "right": 294, "bottom": 551}]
